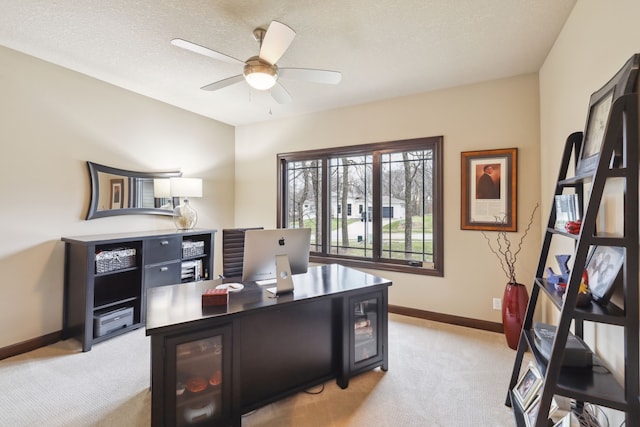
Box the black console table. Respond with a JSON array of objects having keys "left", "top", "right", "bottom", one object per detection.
[
  {"left": 62, "top": 229, "right": 216, "bottom": 352},
  {"left": 145, "top": 264, "right": 392, "bottom": 427}
]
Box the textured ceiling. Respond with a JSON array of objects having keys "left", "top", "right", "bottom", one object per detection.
[{"left": 0, "top": 0, "right": 576, "bottom": 126}]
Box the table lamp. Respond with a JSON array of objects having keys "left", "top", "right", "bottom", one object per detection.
[
  {"left": 153, "top": 179, "right": 173, "bottom": 209},
  {"left": 170, "top": 177, "right": 202, "bottom": 230}
]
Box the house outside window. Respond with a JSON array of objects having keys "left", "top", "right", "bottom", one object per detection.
[{"left": 277, "top": 136, "right": 443, "bottom": 276}]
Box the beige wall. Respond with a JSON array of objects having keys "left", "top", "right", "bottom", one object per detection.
[
  {"left": 0, "top": 46, "right": 236, "bottom": 348},
  {"left": 540, "top": 0, "right": 640, "bottom": 423},
  {"left": 1, "top": 39, "right": 542, "bottom": 350},
  {"left": 235, "top": 73, "right": 542, "bottom": 324}
]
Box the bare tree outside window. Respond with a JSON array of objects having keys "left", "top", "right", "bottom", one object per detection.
[
  {"left": 381, "top": 150, "right": 433, "bottom": 262},
  {"left": 278, "top": 136, "right": 443, "bottom": 276},
  {"left": 286, "top": 160, "right": 322, "bottom": 252}
]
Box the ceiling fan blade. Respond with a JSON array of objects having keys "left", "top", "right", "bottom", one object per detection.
[
  {"left": 171, "top": 38, "right": 245, "bottom": 66},
  {"left": 201, "top": 75, "right": 245, "bottom": 91},
  {"left": 270, "top": 82, "right": 293, "bottom": 104},
  {"left": 279, "top": 68, "right": 342, "bottom": 85},
  {"left": 259, "top": 21, "right": 296, "bottom": 65}
]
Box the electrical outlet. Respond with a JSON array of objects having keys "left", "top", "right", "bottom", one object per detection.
[{"left": 492, "top": 298, "right": 502, "bottom": 310}]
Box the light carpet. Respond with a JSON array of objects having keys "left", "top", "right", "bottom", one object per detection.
[{"left": 0, "top": 314, "right": 517, "bottom": 426}]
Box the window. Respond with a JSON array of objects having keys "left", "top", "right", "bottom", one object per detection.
[{"left": 277, "top": 136, "right": 443, "bottom": 276}]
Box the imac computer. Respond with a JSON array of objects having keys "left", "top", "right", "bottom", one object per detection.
[{"left": 242, "top": 228, "right": 311, "bottom": 295}]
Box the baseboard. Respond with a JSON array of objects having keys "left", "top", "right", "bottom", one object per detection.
[
  {"left": 0, "top": 330, "right": 62, "bottom": 361},
  {"left": 389, "top": 305, "right": 503, "bottom": 334},
  {"left": 1, "top": 308, "right": 502, "bottom": 360}
]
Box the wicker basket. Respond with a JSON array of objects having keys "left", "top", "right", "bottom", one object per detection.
[
  {"left": 95, "top": 248, "right": 136, "bottom": 273},
  {"left": 182, "top": 240, "right": 205, "bottom": 258}
]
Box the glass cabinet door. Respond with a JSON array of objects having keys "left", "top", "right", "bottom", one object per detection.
[
  {"left": 166, "top": 325, "right": 231, "bottom": 427},
  {"left": 352, "top": 296, "right": 380, "bottom": 365}
]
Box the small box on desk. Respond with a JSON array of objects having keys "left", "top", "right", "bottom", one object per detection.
[{"left": 202, "top": 288, "right": 228, "bottom": 307}]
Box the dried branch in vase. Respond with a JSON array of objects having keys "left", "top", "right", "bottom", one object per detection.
[{"left": 481, "top": 204, "right": 539, "bottom": 284}]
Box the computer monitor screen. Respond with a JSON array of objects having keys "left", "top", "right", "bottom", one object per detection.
[{"left": 242, "top": 228, "right": 311, "bottom": 282}]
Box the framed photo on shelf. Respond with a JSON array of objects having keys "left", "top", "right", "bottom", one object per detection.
[
  {"left": 460, "top": 148, "right": 517, "bottom": 231},
  {"left": 585, "top": 246, "right": 625, "bottom": 304},
  {"left": 554, "top": 194, "right": 581, "bottom": 229},
  {"left": 552, "top": 412, "right": 579, "bottom": 427},
  {"left": 575, "top": 54, "right": 640, "bottom": 176},
  {"left": 576, "top": 89, "right": 614, "bottom": 176},
  {"left": 513, "top": 361, "right": 542, "bottom": 411},
  {"left": 525, "top": 394, "right": 558, "bottom": 427}
]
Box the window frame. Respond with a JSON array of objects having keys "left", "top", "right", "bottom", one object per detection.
[{"left": 277, "top": 136, "right": 444, "bottom": 276}]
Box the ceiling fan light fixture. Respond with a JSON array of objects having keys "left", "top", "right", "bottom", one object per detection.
[{"left": 244, "top": 58, "right": 277, "bottom": 90}]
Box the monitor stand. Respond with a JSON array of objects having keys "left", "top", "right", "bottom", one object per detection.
[{"left": 266, "top": 254, "right": 294, "bottom": 296}]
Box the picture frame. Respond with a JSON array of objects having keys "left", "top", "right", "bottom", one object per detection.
[
  {"left": 525, "top": 394, "right": 558, "bottom": 427},
  {"left": 585, "top": 246, "right": 625, "bottom": 304},
  {"left": 554, "top": 194, "right": 581, "bottom": 229},
  {"left": 513, "top": 361, "right": 542, "bottom": 411},
  {"left": 576, "top": 54, "right": 640, "bottom": 176},
  {"left": 110, "top": 178, "right": 124, "bottom": 209},
  {"left": 524, "top": 394, "right": 542, "bottom": 427},
  {"left": 461, "top": 148, "right": 517, "bottom": 231},
  {"left": 575, "top": 88, "right": 614, "bottom": 176},
  {"left": 552, "top": 412, "right": 578, "bottom": 427}
]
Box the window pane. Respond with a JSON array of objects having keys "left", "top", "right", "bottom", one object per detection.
[
  {"left": 328, "top": 155, "right": 373, "bottom": 257},
  {"left": 278, "top": 136, "right": 443, "bottom": 276},
  {"left": 380, "top": 150, "right": 434, "bottom": 262},
  {"left": 286, "top": 160, "right": 322, "bottom": 252}
]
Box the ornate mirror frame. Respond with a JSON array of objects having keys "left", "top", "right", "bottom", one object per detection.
[{"left": 86, "top": 161, "right": 182, "bottom": 219}]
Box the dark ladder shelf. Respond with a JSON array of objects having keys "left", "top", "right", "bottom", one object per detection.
[{"left": 505, "top": 89, "right": 640, "bottom": 426}]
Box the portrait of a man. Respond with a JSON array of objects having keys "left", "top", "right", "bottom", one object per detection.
[
  {"left": 476, "top": 163, "right": 500, "bottom": 199},
  {"left": 461, "top": 147, "right": 516, "bottom": 231}
]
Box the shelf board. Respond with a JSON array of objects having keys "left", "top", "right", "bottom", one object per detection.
[
  {"left": 546, "top": 229, "right": 628, "bottom": 246},
  {"left": 547, "top": 227, "right": 579, "bottom": 240},
  {"left": 94, "top": 296, "right": 138, "bottom": 312},
  {"left": 94, "top": 266, "right": 138, "bottom": 277},
  {"left": 523, "top": 330, "right": 628, "bottom": 412},
  {"left": 93, "top": 322, "right": 142, "bottom": 344},
  {"left": 354, "top": 337, "right": 376, "bottom": 347},
  {"left": 176, "top": 387, "right": 222, "bottom": 409},
  {"left": 536, "top": 278, "right": 626, "bottom": 325},
  {"left": 182, "top": 253, "right": 208, "bottom": 262},
  {"left": 559, "top": 168, "right": 626, "bottom": 186},
  {"left": 559, "top": 173, "right": 593, "bottom": 186}
]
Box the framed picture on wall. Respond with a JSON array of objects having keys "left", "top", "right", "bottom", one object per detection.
[
  {"left": 461, "top": 148, "right": 517, "bottom": 231},
  {"left": 110, "top": 179, "right": 124, "bottom": 209}
]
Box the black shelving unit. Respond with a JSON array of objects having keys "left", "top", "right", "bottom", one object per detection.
[
  {"left": 505, "top": 58, "right": 640, "bottom": 427},
  {"left": 62, "top": 228, "right": 216, "bottom": 352}
]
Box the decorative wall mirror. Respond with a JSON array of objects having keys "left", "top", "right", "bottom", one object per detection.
[{"left": 86, "top": 161, "right": 181, "bottom": 219}]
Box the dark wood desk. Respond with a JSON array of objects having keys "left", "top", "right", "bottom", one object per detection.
[{"left": 146, "top": 264, "right": 392, "bottom": 427}]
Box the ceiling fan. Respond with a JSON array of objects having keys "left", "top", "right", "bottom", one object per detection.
[{"left": 171, "top": 21, "right": 342, "bottom": 104}]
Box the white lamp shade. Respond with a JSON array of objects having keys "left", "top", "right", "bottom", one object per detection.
[
  {"left": 245, "top": 72, "right": 277, "bottom": 90},
  {"left": 244, "top": 60, "right": 277, "bottom": 90},
  {"left": 153, "top": 179, "right": 171, "bottom": 198},
  {"left": 170, "top": 177, "right": 203, "bottom": 198}
]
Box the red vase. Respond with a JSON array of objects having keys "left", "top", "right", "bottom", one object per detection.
[{"left": 502, "top": 282, "right": 529, "bottom": 350}]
